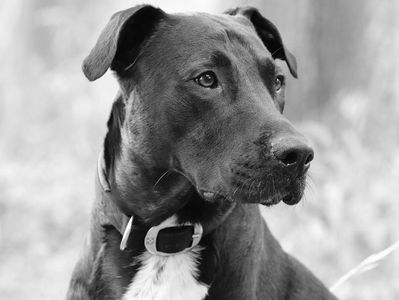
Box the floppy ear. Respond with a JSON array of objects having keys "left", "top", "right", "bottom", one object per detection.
[
  {"left": 82, "top": 5, "right": 165, "bottom": 81},
  {"left": 225, "top": 7, "right": 298, "bottom": 78}
]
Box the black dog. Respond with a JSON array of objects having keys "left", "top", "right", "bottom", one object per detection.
[{"left": 67, "top": 5, "right": 338, "bottom": 300}]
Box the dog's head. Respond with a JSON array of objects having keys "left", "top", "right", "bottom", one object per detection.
[{"left": 84, "top": 5, "right": 313, "bottom": 219}]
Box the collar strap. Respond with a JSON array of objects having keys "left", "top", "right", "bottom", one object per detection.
[{"left": 97, "top": 151, "right": 203, "bottom": 256}]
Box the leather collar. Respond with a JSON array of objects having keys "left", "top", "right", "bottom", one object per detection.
[{"left": 96, "top": 151, "right": 204, "bottom": 255}]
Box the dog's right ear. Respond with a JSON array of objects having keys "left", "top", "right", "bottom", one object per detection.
[{"left": 82, "top": 5, "right": 165, "bottom": 81}]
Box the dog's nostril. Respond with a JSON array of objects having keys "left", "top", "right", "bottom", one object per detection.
[
  {"left": 280, "top": 150, "right": 299, "bottom": 166},
  {"left": 304, "top": 151, "right": 314, "bottom": 166}
]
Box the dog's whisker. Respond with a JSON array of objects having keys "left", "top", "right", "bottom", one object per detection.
[
  {"left": 240, "top": 177, "right": 252, "bottom": 198},
  {"left": 306, "top": 174, "right": 316, "bottom": 192},
  {"left": 152, "top": 169, "right": 172, "bottom": 190},
  {"left": 270, "top": 46, "right": 284, "bottom": 57},
  {"left": 271, "top": 176, "right": 276, "bottom": 198},
  {"left": 230, "top": 184, "right": 240, "bottom": 201},
  {"left": 248, "top": 179, "right": 257, "bottom": 199},
  {"left": 257, "top": 181, "right": 262, "bottom": 203}
]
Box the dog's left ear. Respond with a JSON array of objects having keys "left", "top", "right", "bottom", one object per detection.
[{"left": 225, "top": 7, "right": 298, "bottom": 78}]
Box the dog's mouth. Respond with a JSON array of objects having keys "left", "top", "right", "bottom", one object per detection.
[{"left": 198, "top": 170, "right": 307, "bottom": 207}]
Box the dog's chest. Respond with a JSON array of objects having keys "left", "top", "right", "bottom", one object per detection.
[{"left": 122, "top": 247, "right": 209, "bottom": 300}]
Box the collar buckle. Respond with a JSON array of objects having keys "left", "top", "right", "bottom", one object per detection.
[{"left": 144, "top": 218, "right": 203, "bottom": 256}]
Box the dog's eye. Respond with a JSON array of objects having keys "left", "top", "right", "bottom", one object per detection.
[
  {"left": 275, "top": 75, "right": 285, "bottom": 91},
  {"left": 194, "top": 71, "right": 218, "bottom": 88}
]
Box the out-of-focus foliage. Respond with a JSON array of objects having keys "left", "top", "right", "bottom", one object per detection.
[{"left": 0, "top": 0, "right": 398, "bottom": 299}]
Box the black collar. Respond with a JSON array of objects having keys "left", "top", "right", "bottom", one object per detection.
[{"left": 96, "top": 151, "right": 204, "bottom": 255}]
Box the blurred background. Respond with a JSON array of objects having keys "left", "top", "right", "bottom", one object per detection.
[{"left": 1, "top": 0, "right": 398, "bottom": 299}]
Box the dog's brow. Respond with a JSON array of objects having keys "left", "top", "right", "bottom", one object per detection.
[
  {"left": 210, "top": 51, "right": 231, "bottom": 68},
  {"left": 260, "top": 57, "right": 275, "bottom": 69},
  {"left": 258, "top": 58, "right": 276, "bottom": 77}
]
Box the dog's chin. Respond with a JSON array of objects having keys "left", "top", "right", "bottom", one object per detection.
[
  {"left": 281, "top": 190, "right": 303, "bottom": 206},
  {"left": 258, "top": 193, "right": 284, "bottom": 206},
  {"left": 258, "top": 182, "right": 305, "bottom": 206}
]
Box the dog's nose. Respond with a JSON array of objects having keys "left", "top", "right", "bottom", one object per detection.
[{"left": 272, "top": 138, "right": 314, "bottom": 171}]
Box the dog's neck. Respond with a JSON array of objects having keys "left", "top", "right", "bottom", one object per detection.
[
  {"left": 97, "top": 149, "right": 235, "bottom": 238},
  {"left": 97, "top": 140, "right": 256, "bottom": 298}
]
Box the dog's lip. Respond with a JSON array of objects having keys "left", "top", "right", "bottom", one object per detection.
[
  {"left": 202, "top": 190, "right": 215, "bottom": 199},
  {"left": 258, "top": 191, "right": 287, "bottom": 206},
  {"left": 199, "top": 189, "right": 234, "bottom": 202},
  {"left": 199, "top": 190, "right": 223, "bottom": 200},
  {"left": 259, "top": 197, "right": 282, "bottom": 206}
]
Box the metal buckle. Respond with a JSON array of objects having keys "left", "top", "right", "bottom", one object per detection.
[{"left": 144, "top": 217, "right": 203, "bottom": 256}]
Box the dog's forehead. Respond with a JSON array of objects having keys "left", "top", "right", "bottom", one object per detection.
[
  {"left": 150, "top": 12, "right": 270, "bottom": 61},
  {"left": 174, "top": 12, "right": 253, "bottom": 32},
  {"left": 172, "top": 12, "right": 263, "bottom": 47}
]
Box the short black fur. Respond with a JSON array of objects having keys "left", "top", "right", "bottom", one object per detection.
[{"left": 104, "top": 96, "right": 125, "bottom": 173}]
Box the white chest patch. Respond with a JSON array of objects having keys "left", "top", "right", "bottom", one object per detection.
[{"left": 122, "top": 238, "right": 208, "bottom": 300}]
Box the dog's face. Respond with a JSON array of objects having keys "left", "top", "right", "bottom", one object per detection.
[{"left": 84, "top": 6, "right": 313, "bottom": 218}]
